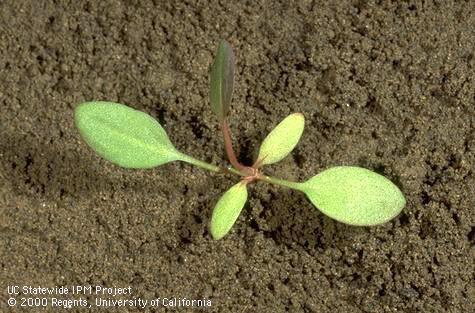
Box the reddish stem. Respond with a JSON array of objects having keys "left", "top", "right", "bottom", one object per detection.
[{"left": 221, "top": 120, "right": 246, "bottom": 171}]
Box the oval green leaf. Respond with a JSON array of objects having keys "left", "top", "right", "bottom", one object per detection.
[
  {"left": 300, "top": 166, "right": 405, "bottom": 226},
  {"left": 210, "top": 40, "right": 234, "bottom": 120},
  {"left": 210, "top": 182, "right": 248, "bottom": 240},
  {"left": 257, "top": 113, "right": 305, "bottom": 166},
  {"left": 74, "top": 101, "right": 180, "bottom": 168}
]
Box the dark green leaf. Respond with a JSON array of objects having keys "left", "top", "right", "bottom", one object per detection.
[{"left": 210, "top": 40, "right": 235, "bottom": 120}]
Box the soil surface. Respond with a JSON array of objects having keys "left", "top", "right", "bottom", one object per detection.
[{"left": 1, "top": 1, "right": 474, "bottom": 312}]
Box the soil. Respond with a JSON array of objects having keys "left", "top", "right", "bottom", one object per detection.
[{"left": 1, "top": 1, "right": 474, "bottom": 312}]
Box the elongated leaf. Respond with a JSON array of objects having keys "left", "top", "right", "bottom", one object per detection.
[
  {"left": 301, "top": 166, "right": 405, "bottom": 225},
  {"left": 257, "top": 113, "right": 305, "bottom": 166},
  {"left": 210, "top": 40, "right": 234, "bottom": 120},
  {"left": 210, "top": 182, "right": 248, "bottom": 240},
  {"left": 75, "top": 101, "right": 180, "bottom": 168}
]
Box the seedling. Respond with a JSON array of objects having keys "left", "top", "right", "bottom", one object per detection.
[{"left": 75, "top": 40, "right": 405, "bottom": 240}]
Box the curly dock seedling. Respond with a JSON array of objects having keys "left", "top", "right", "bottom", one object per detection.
[{"left": 75, "top": 40, "right": 405, "bottom": 240}]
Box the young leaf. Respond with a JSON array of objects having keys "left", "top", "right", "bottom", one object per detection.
[
  {"left": 257, "top": 113, "right": 305, "bottom": 166},
  {"left": 210, "top": 40, "right": 234, "bottom": 120},
  {"left": 210, "top": 182, "right": 248, "bottom": 240},
  {"left": 75, "top": 101, "right": 180, "bottom": 168},
  {"left": 300, "top": 166, "right": 405, "bottom": 226}
]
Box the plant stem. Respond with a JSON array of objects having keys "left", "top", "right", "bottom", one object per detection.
[
  {"left": 225, "top": 166, "right": 246, "bottom": 176},
  {"left": 259, "top": 175, "right": 305, "bottom": 192},
  {"left": 178, "top": 154, "right": 220, "bottom": 172},
  {"left": 177, "top": 152, "right": 305, "bottom": 191},
  {"left": 178, "top": 153, "right": 242, "bottom": 176},
  {"left": 221, "top": 120, "right": 246, "bottom": 171}
]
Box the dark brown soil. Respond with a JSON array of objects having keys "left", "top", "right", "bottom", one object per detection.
[{"left": 1, "top": 1, "right": 474, "bottom": 312}]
